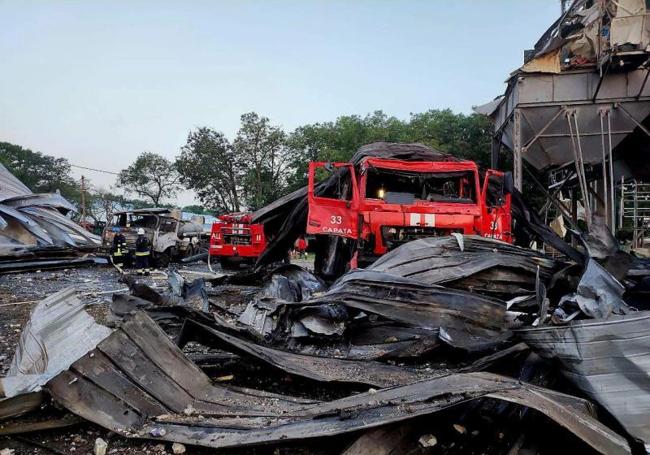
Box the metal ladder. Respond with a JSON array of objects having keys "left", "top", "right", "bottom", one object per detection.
[{"left": 618, "top": 179, "right": 650, "bottom": 249}]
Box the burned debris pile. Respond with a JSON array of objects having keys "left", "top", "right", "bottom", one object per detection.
[
  {"left": 0, "top": 164, "right": 101, "bottom": 273},
  {"left": 1, "top": 226, "right": 649, "bottom": 454}
]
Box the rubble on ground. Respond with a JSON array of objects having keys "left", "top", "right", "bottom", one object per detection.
[{"left": 1, "top": 211, "right": 649, "bottom": 454}]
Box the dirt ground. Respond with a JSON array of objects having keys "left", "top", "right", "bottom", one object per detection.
[{"left": 0, "top": 259, "right": 328, "bottom": 455}]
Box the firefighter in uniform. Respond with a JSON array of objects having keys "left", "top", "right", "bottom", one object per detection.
[
  {"left": 111, "top": 230, "right": 128, "bottom": 266},
  {"left": 135, "top": 228, "right": 151, "bottom": 275}
]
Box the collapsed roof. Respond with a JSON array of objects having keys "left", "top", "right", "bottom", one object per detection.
[
  {"left": 0, "top": 163, "right": 100, "bottom": 259},
  {"left": 524, "top": 0, "right": 650, "bottom": 75}
]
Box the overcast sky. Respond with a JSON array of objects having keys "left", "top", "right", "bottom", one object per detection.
[{"left": 0, "top": 1, "right": 560, "bottom": 206}]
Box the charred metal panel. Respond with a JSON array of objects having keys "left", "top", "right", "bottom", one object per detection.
[
  {"left": 45, "top": 312, "right": 630, "bottom": 454},
  {"left": 519, "top": 312, "right": 650, "bottom": 450}
]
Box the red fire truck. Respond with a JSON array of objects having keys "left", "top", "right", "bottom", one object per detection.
[
  {"left": 209, "top": 213, "right": 266, "bottom": 269},
  {"left": 307, "top": 157, "right": 512, "bottom": 267}
]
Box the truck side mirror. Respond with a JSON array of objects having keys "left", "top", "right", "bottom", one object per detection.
[{"left": 503, "top": 172, "right": 514, "bottom": 194}]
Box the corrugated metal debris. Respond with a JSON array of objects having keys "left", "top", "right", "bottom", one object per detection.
[
  {"left": 0, "top": 163, "right": 100, "bottom": 267},
  {"left": 0, "top": 216, "right": 649, "bottom": 453},
  {"left": 42, "top": 312, "right": 629, "bottom": 454}
]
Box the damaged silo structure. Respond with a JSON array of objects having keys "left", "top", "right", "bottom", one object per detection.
[{"left": 477, "top": 0, "right": 650, "bottom": 249}]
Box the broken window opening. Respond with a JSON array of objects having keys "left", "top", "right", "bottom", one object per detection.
[
  {"left": 365, "top": 168, "right": 477, "bottom": 204},
  {"left": 159, "top": 218, "right": 178, "bottom": 233},
  {"left": 112, "top": 214, "right": 158, "bottom": 229}
]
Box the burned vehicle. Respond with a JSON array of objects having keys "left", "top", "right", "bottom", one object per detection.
[
  {"left": 102, "top": 208, "right": 204, "bottom": 267},
  {"left": 307, "top": 156, "right": 513, "bottom": 266}
]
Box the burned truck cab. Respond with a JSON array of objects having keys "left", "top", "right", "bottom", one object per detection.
[
  {"left": 102, "top": 208, "right": 203, "bottom": 267},
  {"left": 307, "top": 157, "right": 512, "bottom": 267}
]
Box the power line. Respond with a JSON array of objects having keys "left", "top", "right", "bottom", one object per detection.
[{"left": 69, "top": 163, "right": 120, "bottom": 175}]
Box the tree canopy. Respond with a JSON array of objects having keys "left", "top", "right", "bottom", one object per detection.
[
  {"left": 0, "top": 142, "right": 78, "bottom": 199},
  {"left": 117, "top": 152, "right": 181, "bottom": 206},
  {"left": 3, "top": 107, "right": 497, "bottom": 215},
  {"left": 176, "top": 127, "right": 241, "bottom": 213}
]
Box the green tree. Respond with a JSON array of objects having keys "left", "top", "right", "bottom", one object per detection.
[
  {"left": 0, "top": 141, "right": 77, "bottom": 198},
  {"left": 284, "top": 109, "right": 493, "bottom": 190},
  {"left": 233, "top": 113, "right": 293, "bottom": 209},
  {"left": 176, "top": 127, "right": 241, "bottom": 213},
  {"left": 407, "top": 110, "right": 492, "bottom": 167},
  {"left": 117, "top": 152, "right": 181, "bottom": 206},
  {"left": 85, "top": 188, "right": 126, "bottom": 222}
]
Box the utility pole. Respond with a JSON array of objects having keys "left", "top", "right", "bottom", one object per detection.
[{"left": 80, "top": 175, "right": 86, "bottom": 226}]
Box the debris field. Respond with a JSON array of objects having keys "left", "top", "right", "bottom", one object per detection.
[{"left": 1, "top": 221, "right": 649, "bottom": 454}]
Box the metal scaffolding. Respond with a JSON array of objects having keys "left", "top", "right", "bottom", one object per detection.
[{"left": 619, "top": 179, "right": 650, "bottom": 248}]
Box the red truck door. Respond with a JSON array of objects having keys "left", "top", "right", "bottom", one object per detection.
[
  {"left": 481, "top": 170, "right": 513, "bottom": 243},
  {"left": 307, "top": 162, "right": 359, "bottom": 240}
]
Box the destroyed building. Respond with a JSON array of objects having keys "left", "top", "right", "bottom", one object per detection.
[
  {"left": 0, "top": 163, "right": 101, "bottom": 273},
  {"left": 477, "top": 0, "right": 650, "bottom": 250}
]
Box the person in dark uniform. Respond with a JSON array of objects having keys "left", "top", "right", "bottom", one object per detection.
[
  {"left": 135, "top": 228, "right": 151, "bottom": 275},
  {"left": 111, "top": 229, "right": 128, "bottom": 266}
]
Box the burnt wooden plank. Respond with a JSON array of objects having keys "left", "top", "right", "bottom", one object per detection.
[
  {"left": 71, "top": 349, "right": 167, "bottom": 417},
  {"left": 46, "top": 370, "right": 143, "bottom": 433},
  {"left": 98, "top": 330, "right": 195, "bottom": 413},
  {"left": 121, "top": 312, "right": 213, "bottom": 395},
  {"left": 122, "top": 313, "right": 304, "bottom": 415}
]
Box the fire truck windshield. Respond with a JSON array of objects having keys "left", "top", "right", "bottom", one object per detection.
[{"left": 365, "top": 167, "right": 476, "bottom": 204}]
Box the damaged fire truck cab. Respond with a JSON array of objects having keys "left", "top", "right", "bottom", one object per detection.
[
  {"left": 209, "top": 213, "right": 266, "bottom": 269},
  {"left": 307, "top": 158, "right": 512, "bottom": 264}
]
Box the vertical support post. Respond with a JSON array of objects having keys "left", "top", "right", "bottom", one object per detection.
[
  {"left": 80, "top": 175, "right": 86, "bottom": 226},
  {"left": 491, "top": 134, "right": 501, "bottom": 169},
  {"left": 513, "top": 109, "right": 523, "bottom": 192},
  {"left": 619, "top": 176, "right": 625, "bottom": 229},
  {"left": 566, "top": 109, "right": 591, "bottom": 227},
  {"left": 607, "top": 110, "right": 616, "bottom": 231},
  {"left": 571, "top": 188, "right": 578, "bottom": 246},
  {"left": 599, "top": 108, "right": 609, "bottom": 226},
  {"left": 633, "top": 180, "right": 639, "bottom": 248}
]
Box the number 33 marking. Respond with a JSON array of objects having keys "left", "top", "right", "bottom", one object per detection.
[{"left": 330, "top": 215, "right": 342, "bottom": 225}]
